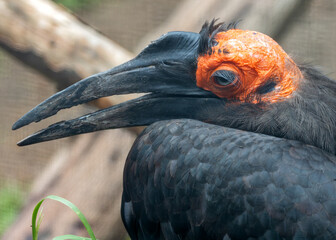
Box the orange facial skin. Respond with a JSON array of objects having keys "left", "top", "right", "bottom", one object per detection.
[{"left": 196, "top": 29, "right": 303, "bottom": 103}]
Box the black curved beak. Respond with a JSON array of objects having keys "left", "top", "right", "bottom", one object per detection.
[{"left": 13, "top": 31, "right": 222, "bottom": 146}]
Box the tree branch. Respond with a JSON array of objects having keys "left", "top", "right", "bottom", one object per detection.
[{"left": 0, "top": 0, "right": 134, "bottom": 109}]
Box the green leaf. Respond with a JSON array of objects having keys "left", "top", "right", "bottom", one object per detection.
[
  {"left": 32, "top": 195, "right": 97, "bottom": 240},
  {"left": 53, "top": 234, "right": 93, "bottom": 240}
]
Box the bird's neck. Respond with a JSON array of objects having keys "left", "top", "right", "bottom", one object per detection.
[{"left": 281, "top": 66, "right": 336, "bottom": 155}]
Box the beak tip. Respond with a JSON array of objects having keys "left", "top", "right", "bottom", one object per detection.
[
  {"left": 17, "top": 136, "right": 35, "bottom": 146},
  {"left": 13, "top": 113, "right": 37, "bottom": 130},
  {"left": 17, "top": 130, "right": 43, "bottom": 146},
  {"left": 12, "top": 116, "right": 30, "bottom": 130},
  {"left": 12, "top": 122, "right": 21, "bottom": 131},
  {"left": 17, "top": 139, "right": 26, "bottom": 147}
]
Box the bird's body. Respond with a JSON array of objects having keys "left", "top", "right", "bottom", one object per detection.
[
  {"left": 13, "top": 20, "right": 336, "bottom": 239},
  {"left": 122, "top": 119, "right": 336, "bottom": 240}
]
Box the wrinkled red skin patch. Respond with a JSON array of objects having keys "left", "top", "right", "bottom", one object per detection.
[{"left": 196, "top": 29, "right": 303, "bottom": 103}]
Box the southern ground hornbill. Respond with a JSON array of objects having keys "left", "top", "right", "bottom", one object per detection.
[{"left": 13, "top": 20, "right": 336, "bottom": 239}]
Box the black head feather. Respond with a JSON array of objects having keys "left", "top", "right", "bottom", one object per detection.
[{"left": 198, "top": 19, "right": 240, "bottom": 56}]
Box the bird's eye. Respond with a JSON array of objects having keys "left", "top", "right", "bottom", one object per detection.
[{"left": 211, "top": 70, "right": 239, "bottom": 87}]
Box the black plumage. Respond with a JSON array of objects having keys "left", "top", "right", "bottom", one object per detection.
[
  {"left": 198, "top": 19, "right": 238, "bottom": 56},
  {"left": 122, "top": 119, "right": 336, "bottom": 240}
]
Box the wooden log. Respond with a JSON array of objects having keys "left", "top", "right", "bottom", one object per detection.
[{"left": 0, "top": 0, "right": 134, "bottom": 109}]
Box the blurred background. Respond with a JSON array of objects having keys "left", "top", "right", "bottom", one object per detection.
[{"left": 0, "top": 0, "right": 335, "bottom": 239}]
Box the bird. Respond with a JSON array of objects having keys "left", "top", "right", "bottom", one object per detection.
[{"left": 13, "top": 20, "right": 336, "bottom": 239}]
